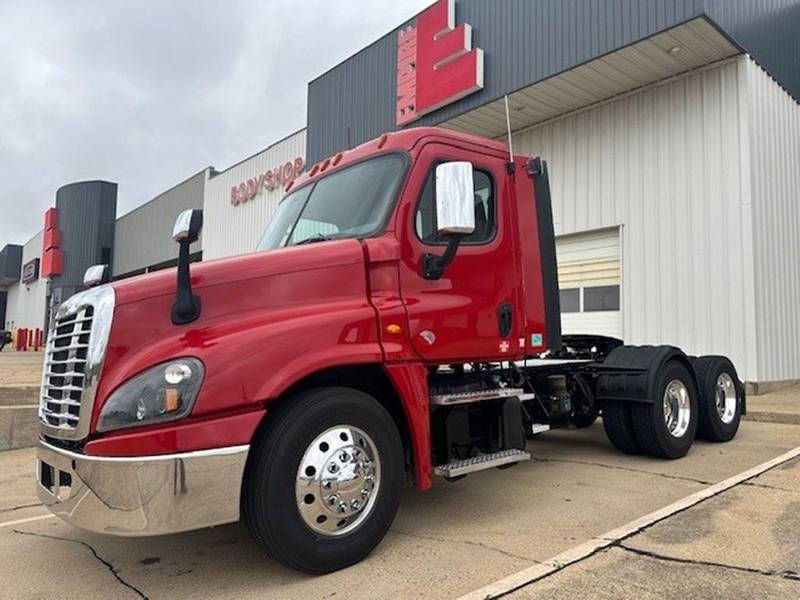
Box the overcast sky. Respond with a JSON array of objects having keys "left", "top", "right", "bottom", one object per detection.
[{"left": 0, "top": 0, "right": 430, "bottom": 246}]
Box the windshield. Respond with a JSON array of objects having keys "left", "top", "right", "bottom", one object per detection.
[{"left": 256, "top": 154, "right": 406, "bottom": 251}]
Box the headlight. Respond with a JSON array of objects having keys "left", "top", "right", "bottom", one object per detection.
[{"left": 97, "top": 358, "right": 204, "bottom": 433}]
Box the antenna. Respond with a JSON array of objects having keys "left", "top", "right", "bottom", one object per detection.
[{"left": 504, "top": 95, "right": 516, "bottom": 174}]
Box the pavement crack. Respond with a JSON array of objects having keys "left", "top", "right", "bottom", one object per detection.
[
  {"left": 531, "top": 457, "right": 713, "bottom": 485},
  {"left": 742, "top": 481, "right": 797, "bottom": 494},
  {"left": 0, "top": 502, "right": 41, "bottom": 514},
  {"left": 12, "top": 529, "right": 149, "bottom": 599},
  {"left": 390, "top": 528, "right": 541, "bottom": 564},
  {"left": 616, "top": 543, "right": 800, "bottom": 583}
]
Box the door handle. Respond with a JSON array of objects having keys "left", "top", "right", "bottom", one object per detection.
[{"left": 497, "top": 303, "right": 513, "bottom": 338}]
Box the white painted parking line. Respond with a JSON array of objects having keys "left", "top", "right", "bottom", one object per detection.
[
  {"left": 459, "top": 445, "right": 800, "bottom": 600},
  {"left": 0, "top": 514, "right": 54, "bottom": 528}
]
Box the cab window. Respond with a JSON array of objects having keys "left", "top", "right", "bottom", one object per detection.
[{"left": 415, "top": 168, "right": 495, "bottom": 245}]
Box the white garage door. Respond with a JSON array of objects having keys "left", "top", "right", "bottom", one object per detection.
[{"left": 556, "top": 228, "right": 622, "bottom": 340}]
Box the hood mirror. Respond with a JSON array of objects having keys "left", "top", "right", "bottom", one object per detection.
[
  {"left": 171, "top": 209, "right": 203, "bottom": 325},
  {"left": 173, "top": 208, "right": 203, "bottom": 243},
  {"left": 83, "top": 264, "right": 109, "bottom": 287}
]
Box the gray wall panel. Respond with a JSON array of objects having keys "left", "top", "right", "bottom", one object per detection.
[
  {"left": 113, "top": 169, "right": 206, "bottom": 276},
  {"left": 705, "top": 0, "right": 800, "bottom": 101},
  {"left": 308, "top": 0, "right": 705, "bottom": 163},
  {"left": 54, "top": 181, "right": 117, "bottom": 292},
  {"left": 307, "top": 0, "right": 800, "bottom": 164}
]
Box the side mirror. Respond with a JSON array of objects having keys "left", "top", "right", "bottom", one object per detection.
[
  {"left": 171, "top": 209, "right": 203, "bottom": 325},
  {"left": 421, "top": 162, "right": 475, "bottom": 280},
  {"left": 435, "top": 162, "right": 476, "bottom": 236},
  {"left": 83, "top": 264, "right": 109, "bottom": 287},
  {"left": 173, "top": 209, "right": 203, "bottom": 243}
]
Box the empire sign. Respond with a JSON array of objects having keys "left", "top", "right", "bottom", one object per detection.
[{"left": 396, "top": 0, "right": 484, "bottom": 126}]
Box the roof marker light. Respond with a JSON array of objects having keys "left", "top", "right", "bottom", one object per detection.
[
  {"left": 332, "top": 152, "right": 343, "bottom": 166},
  {"left": 377, "top": 134, "right": 388, "bottom": 149}
]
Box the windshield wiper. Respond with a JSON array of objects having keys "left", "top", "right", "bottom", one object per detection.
[{"left": 293, "top": 233, "right": 333, "bottom": 246}]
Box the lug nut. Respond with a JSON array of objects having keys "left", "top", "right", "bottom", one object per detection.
[
  {"left": 361, "top": 488, "right": 370, "bottom": 499},
  {"left": 339, "top": 451, "right": 350, "bottom": 462},
  {"left": 326, "top": 494, "right": 339, "bottom": 506},
  {"left": 328, "top": 463, "right": 339, "bottom": 474},
  {"left": 351, "top": 500, "right": 360, "bottom": 511},
  {"left": 323, "top": 480, "right": 337, "bottom": 491},
  {"left": 338, "top": 502, "right": 348, "bottom": 514}
]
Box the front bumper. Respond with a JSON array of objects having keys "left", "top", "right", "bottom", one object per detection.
[{"left": 36, "top": 439, "right": 250, "bottom": 536}]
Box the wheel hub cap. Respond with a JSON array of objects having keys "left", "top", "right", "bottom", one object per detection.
[
  {"left": 295, "top": 425, "right": 380, "bottom": 536},
  {"left": 715, "top": 373, "right": 737, "bottom": 424},
  {"left": 662, "top": 379, "right": 691, "bottom": 438}
]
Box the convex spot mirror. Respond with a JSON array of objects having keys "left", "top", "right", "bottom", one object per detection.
[
  {"left": 435, "top": 162, "right": 476, "bottom": 236},
  {"left": 83, "top": 264, "right": 109, "bottom": 287},
  {"left": 173, "top": 209, "right": 203, "bottom": 244}
]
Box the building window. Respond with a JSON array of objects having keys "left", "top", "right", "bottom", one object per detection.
[
  {"left": 559, "top": 288, "right": 580, "bottom": 313},
  {"left": 583, "top": 285, "right": 620, "bottom": 312},
  {"left": 415, "top": 168, "right": 495, "bottom": 245},
  {"left": 560, "top": 285, "right": 620, "bottom": 314}
]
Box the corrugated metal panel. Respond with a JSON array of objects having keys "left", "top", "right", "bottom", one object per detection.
[
  {"left": 307, "top": 0, "right": 800, "bottom": 164},
  {"left": 443, "top": 19, "right": 738, "bottom": 139},
  {"left": 746, "top": 58, "right": 800, "bottom": 382},
  {"left": 203, "top": 130, "right": 307, "bottom": 260},
  {"left": 511, "top": 59, "right": 756, "bottom": 380},
  {"left": 53, "top": 181, "right": 117, "bottom": 292},
  {"left": 307, "top": 0, "right": 706, "bottom": 164},
  {"left": 4, "top": 231, "right": 47, "bottom": 331},
  {"left": 705, "top": 0, "right": 800, "bottom": 101},
  {"left": 113, "top": 170, "right": 207, "bottom": 277}
]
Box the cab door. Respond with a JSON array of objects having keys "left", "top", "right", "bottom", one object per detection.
[{"left": 397, "top": 143, "right": 524, "bottom": 363}]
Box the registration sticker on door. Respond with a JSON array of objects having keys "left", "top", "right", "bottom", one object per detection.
[{"left": 531, "top": 333, "right": 543, "bottom": 347}]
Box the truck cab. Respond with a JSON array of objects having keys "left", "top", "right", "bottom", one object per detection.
[{"left": 36, "top": 127, "right": 745, "bottom": 574}]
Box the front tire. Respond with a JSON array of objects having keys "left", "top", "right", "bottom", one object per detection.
[
  {"left": 242, "top": 387, "right": 404, "bottom": 574},
  {"left": 631, "top": 360, "right": 698, "bottom": 459}
]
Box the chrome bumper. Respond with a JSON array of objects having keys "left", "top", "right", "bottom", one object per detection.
[{"left": 36, "top": 439, "right": 250, "bottom": 536}]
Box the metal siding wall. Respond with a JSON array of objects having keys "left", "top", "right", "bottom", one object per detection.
[
  {"left": 113, "top": 170, "right": 207, "bottom": 276},
  {"left": 4, "top": 231, "right": 47, "bottom": 331},
  {"left": 704, "top": 0, "right": 800, "bottom": 101},
  {"left": 512, "top": 60, "right": 757, "bottom": 380},
  {"left": 54, "top": 181, "right": 118, "bottom": 290},
  {"left": 308, "top": 0, "right": 706, "bottom": 163},
  {"left": 746, "top": 58, "right": 800, "bottom": 382},
  {"left": 203, "top": 130, "right": 307, "bottom": 260}
]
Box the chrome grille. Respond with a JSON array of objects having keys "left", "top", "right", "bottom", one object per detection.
[
  {"left": 40, "top": 307, "right": 94, "bottom": 430},
  {"left": 39, "top": 286, "right": 115, "bottom": 441}
]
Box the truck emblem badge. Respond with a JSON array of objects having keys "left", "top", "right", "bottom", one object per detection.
[
  {"left": 419, "top": 330, "right": 436, "bottom": 345},
  {"left": 396, "top": 0, "right": 484, "bottom": 126},
  {"left": 531, "top": 333, "right": 543, "bottom": 347},
  {"left": 499, "top": 341, "right": 510, "bottom": 353}
]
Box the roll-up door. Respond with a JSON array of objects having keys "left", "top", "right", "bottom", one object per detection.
[{"left": 556, "top": 228, "right": 622, "bottom": 339}]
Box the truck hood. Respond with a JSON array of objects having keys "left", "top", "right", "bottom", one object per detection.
[{"left": 111, "top": 238, "right": 366, "bottom": 307}]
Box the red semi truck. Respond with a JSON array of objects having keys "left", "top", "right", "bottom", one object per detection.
[{"left": 37, "top": 127, "right": 744, "bottom": 573}]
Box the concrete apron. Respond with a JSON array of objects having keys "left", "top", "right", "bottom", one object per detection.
[{"left": 0, "top": 387, "right": 39, "bottom": 451}]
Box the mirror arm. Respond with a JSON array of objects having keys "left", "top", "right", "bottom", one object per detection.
[
  {"left": 171, "top": 240, "right": 201, "bottom": 325},
  {"left": 421, "top": 234, "right": 465, "bottom": 280}
]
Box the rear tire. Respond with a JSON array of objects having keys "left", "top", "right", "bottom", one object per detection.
[
  {"left": 602, "top": 401, "right": 642, "bottom": 454},
  {"left": 694, "top": 356, "right": 743, "bottom": 442},
  {"left": 631, "top": 360, "right": 698, "bottom": 459},
  {"left": 242, "top": 387, "right": 403, "bottom": 574}
]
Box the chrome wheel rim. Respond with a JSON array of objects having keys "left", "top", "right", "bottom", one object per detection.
[
  {"left": 715, "top": 373, "right": 737, "bottom": 424},
  {"left": 295, "top": 425, "right": 380, "bottom": 537},
  {"left": 662, "top": 379, "right": 691, "bottom": 438}
]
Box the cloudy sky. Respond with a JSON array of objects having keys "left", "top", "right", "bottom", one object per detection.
[{"left": 0, "top": 0, "right": 430, "bottom": 246}]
